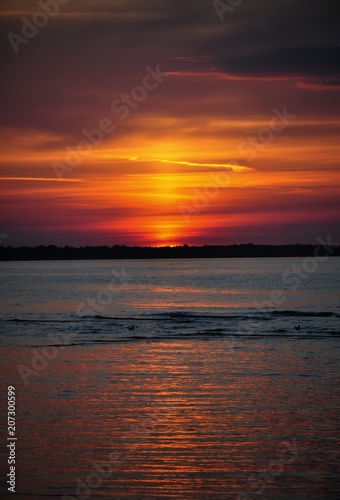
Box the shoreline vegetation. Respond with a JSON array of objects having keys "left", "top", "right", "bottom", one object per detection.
[{"left": 0, "top": 244, "right": 339, "bottom": 261}]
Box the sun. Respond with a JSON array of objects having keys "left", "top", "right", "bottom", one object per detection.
[{"left": 152, "top": 225, "right": 183, "bottom": 248}]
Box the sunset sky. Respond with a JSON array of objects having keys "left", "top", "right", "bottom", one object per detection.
[{"left": 1, "top": 0, "right": 339, "bottom": 247}]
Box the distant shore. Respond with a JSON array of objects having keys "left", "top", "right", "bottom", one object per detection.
[{"left": 0, "top": 243, "right": 339, "bottom": 261}]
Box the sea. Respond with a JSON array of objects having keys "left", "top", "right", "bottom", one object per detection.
[{"left": 0, "top": 258, "right": 339, "bottom": 499}]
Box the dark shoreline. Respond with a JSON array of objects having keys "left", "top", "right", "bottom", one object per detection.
[{"left": 1, "top": 243, "right": 339, "bottom": 261}]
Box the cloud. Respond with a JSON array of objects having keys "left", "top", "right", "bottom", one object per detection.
[
  {"left": 126, "top": 156, "right": 252, "bottom": 172},
  {"left": 1, "top": 0, "right": 339, "bottom": 246},
  {"left": 296, "top": 78, "right": 340, "bottom": 91},
  {"left": 218, "top": 45, "right": 340, "bottom": 79}
]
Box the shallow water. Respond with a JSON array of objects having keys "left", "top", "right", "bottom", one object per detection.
[{"left": 0, "top": 258, "right": 339, "bottom": 498}]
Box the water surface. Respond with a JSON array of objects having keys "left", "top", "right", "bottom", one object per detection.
[{"left": 0, "top": 258, "right": 339, "bottom": 499}]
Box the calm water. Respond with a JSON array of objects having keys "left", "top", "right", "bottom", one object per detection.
[
  {"left": 0, "top": 258, "right": 339, "bottom": 346},
  {"left": 0, "top": 258, "right": 339, "bottom": 499}
]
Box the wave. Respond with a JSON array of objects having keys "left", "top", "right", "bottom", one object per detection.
[
  {"left": 3, "top": 309, "right": 339, "bottom": 323},
  {"left": 30, "top": 330, "right": 339, "bottom": 348},
  {"left": 270, "top": 310, "right": 339, "bottom": 318},
  {"left": 7, "top": 318, "right": 78, "bottom": 323}
]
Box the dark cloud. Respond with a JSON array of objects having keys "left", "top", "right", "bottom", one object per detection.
[
  {"left": 220, "top": 45, "right": 340, "bottom": 78},
  {"left": 1, "top": 0, "right": 339, "bottom": 139}
]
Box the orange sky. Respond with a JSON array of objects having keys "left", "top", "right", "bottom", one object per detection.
[{"left": 1, "top": 0, "right": 340, "bottom": 246}]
